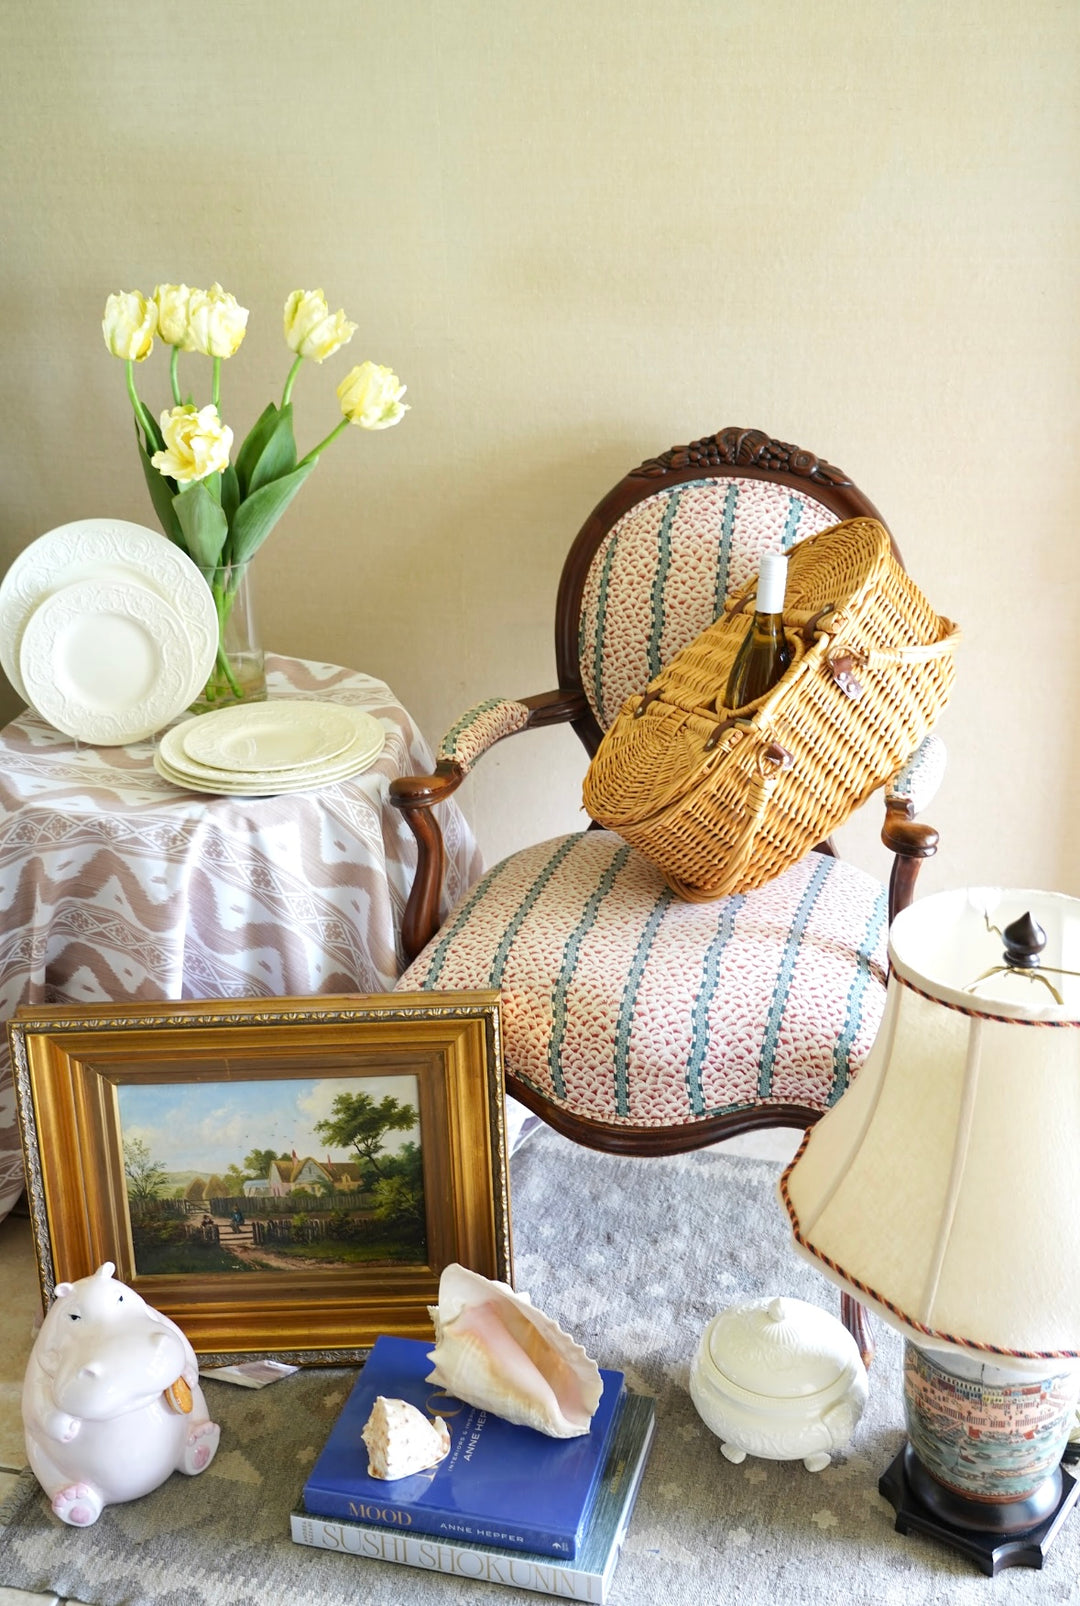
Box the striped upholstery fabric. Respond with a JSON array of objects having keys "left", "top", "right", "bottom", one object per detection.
[
  {"left": 397, "top": 831, "right": 888, "bottom": 1129},
  {"left": 438, "top": 698, "right": 532, "bottom": 775},
  {"left": 579, "top": 477, "right": 840, "bottom": 729},
  {"left": 886, "top": 731, "right": 947, "bottom": 815}
]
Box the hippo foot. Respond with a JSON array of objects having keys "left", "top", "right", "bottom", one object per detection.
[
  {"left": 181, "top": 1419, "right": 220, "bottom": 1475},
  {"left": 53, "top": 1482, "right": 102, "bottom": 1527},
  {"left": 803, "top": 1451, "right": 831, "bottom": 1473},
  {"left": 720, "top": 1442, "right": 747, "bottom": 1465}
]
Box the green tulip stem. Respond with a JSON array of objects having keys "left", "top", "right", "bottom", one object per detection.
[
  {"left": 212, "top": 357, "right": 222, "bottom": 411},
  {"left": 298, "top": 416, "right": 350, "bottom": 468},
  {"left": 209, "top": 569, "right": 243, "bottom": 702},
  {"left": 281, "top": 355, "right": 303, "bottom": 409},
  {"left": 125, "top": 361, "right": 160, "bottom": 454},
  {"left": 170, "top": 346, "right": 181, "bottom": 406}
]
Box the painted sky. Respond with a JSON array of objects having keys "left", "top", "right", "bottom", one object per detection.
[{"left": 117, "top": 1074, "right": 421, "bottom": 1174}]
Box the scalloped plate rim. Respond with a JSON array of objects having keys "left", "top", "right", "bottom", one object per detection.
[
  {"left": 18, "top": 576, "right": 202, "bottom": 745},
  {"left": 0, "top": 518, "right": 218, "bottom": 707}
]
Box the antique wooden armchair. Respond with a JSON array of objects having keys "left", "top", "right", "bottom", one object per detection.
[{"left": 390, "top": 428, "right": 943, "bottom": 1188}]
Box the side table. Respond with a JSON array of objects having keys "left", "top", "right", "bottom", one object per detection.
[{"left": 0, "top": 654, "right": 483, "bottom": 1222}]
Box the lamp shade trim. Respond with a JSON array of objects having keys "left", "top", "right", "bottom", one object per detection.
[
  {"left": 892, "top": 967, "right": 1080, "bottom": 1028},
  {"left": 779, "top": 1133, "right": 1080, "bottom": 1362}
]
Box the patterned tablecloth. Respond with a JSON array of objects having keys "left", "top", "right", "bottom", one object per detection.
[{"left": 0, "top": 655, "right": 483, "bottom": 1223}]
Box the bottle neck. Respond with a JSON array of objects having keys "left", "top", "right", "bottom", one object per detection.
[{"left": 755, "top": 551, "right": 788, "bottom": 615}]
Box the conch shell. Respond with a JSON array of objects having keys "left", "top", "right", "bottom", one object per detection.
[
  {"left": 426, "top": 1263, "right": 602, "bottom": 1439},
  {"left": 361, "top": 1395, "right": 451, "bottom": 1480}
]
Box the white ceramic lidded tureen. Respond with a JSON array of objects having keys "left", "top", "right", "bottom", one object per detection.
[{"left": 690, "top": 1295, "right": 868, "bottom": 1472}]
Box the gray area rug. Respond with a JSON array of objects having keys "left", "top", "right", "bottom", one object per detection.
[{"left": 2, "top": 1126, "right": 1077, "bottom": 1605}]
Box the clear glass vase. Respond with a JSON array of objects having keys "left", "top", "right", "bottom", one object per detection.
[{"left": 192, "top": 559, "right": 267, "bottom": 715}]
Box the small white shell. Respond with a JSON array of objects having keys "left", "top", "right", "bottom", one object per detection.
[
  {"left": 361, "top": 1395, "right": 451, "bottom": 1480},
  {"left": 426, "top": 1263, "right": 603, "bottom": 1439}
]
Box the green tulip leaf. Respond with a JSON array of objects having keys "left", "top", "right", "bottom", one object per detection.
[
  {"left": 248, "top": 407, "right": 298, "bottom": 496},
  {"left": 135, "top": 409, "right": 165, "bottom": 457},
  {"left": 234, "top": 402, "right": 278, "bottom": 496},
  {"left": 235, "top": 402, "right": 298, "bottom": 499},
  {"left": 172, "top": 479, "right": 230, "bottom": 570},
  {"left": 135, "top": 428, "right": 185, "bottom": 547},
  {"left": 221, "top": 462, "right": 240, "bottom": 530},
  {"left": 229, "top": 457, "right": 319, "bottom": 565}
]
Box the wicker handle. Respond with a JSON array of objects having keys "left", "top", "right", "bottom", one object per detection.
[
  {"left": 861, "top": 620, "right": 962, "bottom": 667},
  {"left": 667, "top": 743, "right": 792, "bottom": 903},
  {"left": 826, "top": 621, "right": 961, "bottom": 701}
]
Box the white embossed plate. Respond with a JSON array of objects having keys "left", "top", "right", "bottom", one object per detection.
[
  {"left": 0, "top": 519, "right": 218, "bottom": 706},
  {"left": 19, "top": 578, "right": 200, "bottom": 745},
  {"left": 180, "top": 700, "right": 365, "bottom": 773},
  {"left": 152, "top": 737, "right": 386, "bottom": 795},
  {"left": 160, "top": 706, "right": 385, "bottom": 785}
]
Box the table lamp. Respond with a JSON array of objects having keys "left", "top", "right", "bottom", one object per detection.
[{"left": 781, "top": 886, "right": 1080, "bottom": 1575}]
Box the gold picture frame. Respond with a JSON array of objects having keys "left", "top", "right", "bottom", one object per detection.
[{"left": 10, "top": 991, "right": 510, "bottom": 1365}]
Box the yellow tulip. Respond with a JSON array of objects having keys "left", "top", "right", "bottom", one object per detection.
[
  {"left": 151, "top": 404, "right": 233, "bottom": 485},
  {"left": 283, "top": 289, "right": 357, "bottom": 363},
  {"left": 186, "top": 283, "right": 249, "bottom": 359},
  {"left": 337, "top": 362, "right": 409, "bottom": 430},
  {"left": 101, "top": 291, "right": 156, "bottom": 361},
  {"left": 153, "top": 283, "right": 196, "bottom": 350}
]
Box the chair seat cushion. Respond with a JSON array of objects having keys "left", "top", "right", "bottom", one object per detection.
[{"left": 397, "top": 832, "right": 888, "bottom": 1132}]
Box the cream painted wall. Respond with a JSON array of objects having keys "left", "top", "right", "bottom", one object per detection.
[{"left": 2, "top": 1, "right": 1077, "bottom": 897}]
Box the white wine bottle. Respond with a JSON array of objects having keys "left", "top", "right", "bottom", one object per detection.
[{"left": 722, "top": 550, "right": 793, "bottom": 709}]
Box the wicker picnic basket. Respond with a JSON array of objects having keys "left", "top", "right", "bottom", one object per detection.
[{"left": 581, "top": 518, "right": 960, "bottom": 901}]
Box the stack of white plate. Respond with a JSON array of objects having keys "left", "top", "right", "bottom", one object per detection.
[
  {"left": 0, "top": 519, "right": 220, "bottom": 745},
  {"left": 153, "top": 700, "right": 386, "bottom": 796}
]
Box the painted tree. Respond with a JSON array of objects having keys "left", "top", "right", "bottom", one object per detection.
[
  {"left": 371, "top": 1141, "right": 424, "bottom": 1229},
  {"left": 123, "top": 1137, "right": 168, "bottom": 1217},
  {"left": 243, "top": 1148, "right": 281, "bottom": 1178},
  {"left": 313, "top": 1092, "right": 417, "bottom": 1182}
]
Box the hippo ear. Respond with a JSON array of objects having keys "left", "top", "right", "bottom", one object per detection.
[
  {"left": 54, "top": 1283, "right": 74, "bottom": 1300},
  {"left": 94, "top": 1262, "right": 116, "bottom": 1281}
]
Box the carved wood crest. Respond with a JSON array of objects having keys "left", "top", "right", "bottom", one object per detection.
[{"left": 634, "top": 427, "right": 853, "bottom": 488}]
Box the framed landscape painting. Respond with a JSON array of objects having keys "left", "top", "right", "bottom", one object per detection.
[{"left": 10, "top": 992, "right": 510, "bottom": 1363}]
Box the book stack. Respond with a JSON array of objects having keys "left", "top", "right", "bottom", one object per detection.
[{"left": 292, "top": 1335, "right": 655, "bottom": 1602}]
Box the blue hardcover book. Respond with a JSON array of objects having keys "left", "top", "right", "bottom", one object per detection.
[{"left": 302, "top": 1335, "right": 626, "bottom": 1558}]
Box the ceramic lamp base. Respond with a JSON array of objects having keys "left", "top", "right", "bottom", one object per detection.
[{"left": 880, "top": 1445, "right": 1079, "bottom": 1575}]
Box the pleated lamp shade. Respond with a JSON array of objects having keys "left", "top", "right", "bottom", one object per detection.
[{"left": 781, "top": 888, "right": 1080, "bottom": 1363}]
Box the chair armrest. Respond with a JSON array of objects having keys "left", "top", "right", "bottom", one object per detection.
[
  {"left": 885, "top": 732, "right": 947, "bottom": 816},
  {"left": 390, "top": 686, "right": 590, "bottom": 961},
  {"left": 882, "top": 798, "right": 940, "bottom": 924},
  {"left": 436, "top": 688, "right": 587, "bottom": 774},
  {"left": 880, "top": 733, "right": 947, "bottom": 923}
]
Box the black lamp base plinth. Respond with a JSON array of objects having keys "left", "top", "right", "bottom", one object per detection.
[{"left": 879, "top": 1445, "right": 1079, "bottom": 1576}]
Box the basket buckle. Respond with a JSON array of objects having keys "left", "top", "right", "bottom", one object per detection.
[
  {"left": 827, "top": 652, "right": 865, "bottom": 701},
  {"left": 760, "top": 742, "right": 794, "bottom": 775}
]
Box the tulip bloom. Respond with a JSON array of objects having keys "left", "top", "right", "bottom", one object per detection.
[
  {"left": 187, "top": 284, "right": 249, "bottom": 359},
  {"left": 337, "top": 362, "right": 409, "bottom": 430},
  {"left": 153, "top": 283, "right": 196, "bottom": 350},
  {"left": 102, "top": 291, "right": 157, "bottom": 361},
  {"left": 283, "top": 289, "right": 357, "bottom": 364},
  {"left": 151, "top": 403, "right": 233, "bottom": 486}
]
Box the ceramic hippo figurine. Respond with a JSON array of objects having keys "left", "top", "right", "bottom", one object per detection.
[{"left": 22, "top": 1262, "right": 220, "bottom": 1526}]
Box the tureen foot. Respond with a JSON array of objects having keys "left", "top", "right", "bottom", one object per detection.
[
  {"left": 720, "top": 1442, "right": 747, "bottom": 1464},
  {"left": 803, "top": 1451, "right": 831, "bottom": 1473}
]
